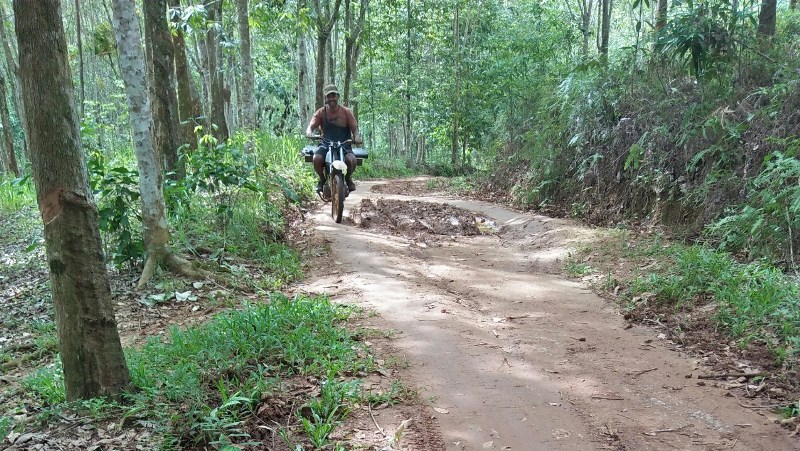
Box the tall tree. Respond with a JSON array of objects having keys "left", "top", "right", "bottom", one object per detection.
[
  {"left": 312, "top": 0, "right": 343, "bottom": 107},
  {"left": 169, "top": 0, "right": 203, "bottom": 149},
  {"left": 0, "top": 1, "right": 27, "bottom": 161},
  {"left": 599, "top": 0, "right": 611, "bottom": 64},
  {"left": 404, "top": 0, "right": 411, "bottom": 153},
  {"left": 111, "top": 0, "right": 171, "bottom": 287},
  {"left": 113, "top": 0, "right": 211, "bottom": 288},
  {"left": 655, "top": 0, "right": 668, "bottom": 31},
  {"left": 143, "top": 0, "right": 183, "bottom": 179},
  {"left": 0, "top": 74, "right": 17, "bottom": 176},
  {"left": 451, "top": 2, "right": 461, "bottom": 166},
  {"left": 75, "top": 0, "right": 85, "bottom": 117},
  {"left": 342, "top": 0, "right": 367, "bottom": 107},
  {"left": 757, "top": 0, "right": 777, "bottom": 37},
  {"left": 237, "top": 0, "right": 256, "bottom": 130},
  {"left": 296, "top": 0, "right": 312, "bottom": 130},
  {"left": 205, "top": 0, "right": 229, "bottom": 140},
  {"left": 14, "top": 0, "right": 130, "bottom": 400}
]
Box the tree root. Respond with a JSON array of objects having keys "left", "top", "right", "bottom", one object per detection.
[{"left": 136, "top": 252, "right": 225, "bottom": 290}]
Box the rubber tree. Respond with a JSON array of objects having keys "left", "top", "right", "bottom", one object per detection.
[
  {"left": 758, "top": 0, "right": 777, "bottom": 38},
  {"left": 169, "top": 0, "right": 203, "bottom": 149},
  {"left": 312, "top": 0, "right": 343, "bottom": 108},
  {"left": 0, "top": 1, "right": 27, "bottom": 162},
  {"left": 205, "top": 0, "right": 229, "bottom": 140},
  {"left": 14, "top": 0, "right": 131, "bottom": 400},
  {"left": 0, "top": 74, "right": 17, "bottom": 176},
  {"left": 113, "top": 0, "right": 212, "bottom": 288},
  {"left": 237, "top": 0, "right": 256, "bottom": 130},
  {"left": 143, "top": 0, "right": 184, "bottom": 179},
  {"left": 296, "top": 0, "right": 312, "bottom": 130},
  {"left": 343, "top": 0, "right": 367, "bottom": 111}
]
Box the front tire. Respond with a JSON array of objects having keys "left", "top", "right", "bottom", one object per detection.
[{"left": 331, "top": 173, "right": 345, "bottom": 223}]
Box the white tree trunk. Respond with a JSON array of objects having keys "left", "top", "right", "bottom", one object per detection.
[
  {"left": 111, "top": 0, "right": 170, "bottom": 285},
  {"left": 297, "top": 26, "right": 310, "bottom": 130},
  {"left": 237, "top": 0, "right": 256, "bottom": 130}
]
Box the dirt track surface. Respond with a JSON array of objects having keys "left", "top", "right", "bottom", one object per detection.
[{"left": 297, "top": 178, "right": 799, "bottom": 451}]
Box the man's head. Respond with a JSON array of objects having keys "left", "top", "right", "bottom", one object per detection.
[{"left": 323, "top": 83, "right": 340, "bottom": 105}]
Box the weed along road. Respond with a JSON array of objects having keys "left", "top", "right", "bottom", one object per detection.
[{"left": 298, "top": 179, "right": 798, "bottom": 451}]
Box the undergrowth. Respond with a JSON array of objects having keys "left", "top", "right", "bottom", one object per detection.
[
  {"left": 573, "top": 230, "right": 800, "bottom": 368},
  {"left": 19, "top": 294, "right": 376, "bottom": 448}
]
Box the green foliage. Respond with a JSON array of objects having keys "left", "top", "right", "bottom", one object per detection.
[
  {"left": 707, "top": 147, "right": 800, "bottom": 265},
  {"left": 0, "top": 175, "right": 34, "bottom": 214},
  {"left": 32, "top": 320, "right": 58, "bottom": 357},
  {"left": 121, "top": 293, "right": 368, "bottom": 446},
  {"left": 166, "top": 132, "right": 305, "bottom": 287},
  {"left": 19, "top": 294, "right": 374, "bottom": 447},
  {"left": 365, "top": 381, "right": 415, "bottom": 407},
  {"left": 628, "top": 246, "right": 800, "bottom": 358},
  {"left": 0, "top": 416, "right": 12, "bottom": 442},
  {"left": 90, "top": 22, "right": 115, "bottom": 57},
  {"left": 87, "top": 151, "right": 144, "bottom": 267},
  {"left": 299, "top": 379, "right": 360, "bottom": 448},
  {"left": 23, "top": 362, "right": 66, "bottom": 406}
]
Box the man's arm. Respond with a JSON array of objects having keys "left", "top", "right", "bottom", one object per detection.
[{"left": 306, "top": 109, "right": 322, "bottom": 137}]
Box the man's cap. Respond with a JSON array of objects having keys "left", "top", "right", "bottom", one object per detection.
[{"left": 323, "top": 84, "right": 339, "bottom": 97}]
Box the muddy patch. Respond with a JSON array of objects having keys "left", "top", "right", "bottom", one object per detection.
[
  {"left": 369, "top": 178, "right": 450, "bottom": 196},
  {"left": 348, "top": 198, "right": 498, "bottom": 238}
]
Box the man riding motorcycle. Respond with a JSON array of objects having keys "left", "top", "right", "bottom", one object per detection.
[{"left": 305, "top": 83, "right": 362, "bottom": 193}]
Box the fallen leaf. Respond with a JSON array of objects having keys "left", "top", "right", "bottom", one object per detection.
[{"left": 433, "top": 407, "right": 450, "bottom": 414}]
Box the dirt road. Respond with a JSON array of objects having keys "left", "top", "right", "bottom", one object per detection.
[{"left": 298, "top": 179, "right": 798, "bottom": 451}]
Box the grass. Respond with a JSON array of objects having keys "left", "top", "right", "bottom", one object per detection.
[
  {"left": 18, "top": 294, "right": 377, "bottom": 448},
  {"left": 0, "top": 175, "right": 34, "bottom": 214},
  {"left": 571, "top": 229, "right": 800, "bottom": 364},
  {"left": 626, "top": 246, "right": 800, "bottom": 360}
]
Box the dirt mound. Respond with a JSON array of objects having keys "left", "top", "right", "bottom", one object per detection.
[{"left": 349, "top": 198, "right": 496, "bottom": 237}]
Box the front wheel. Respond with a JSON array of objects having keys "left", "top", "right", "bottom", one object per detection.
[{"left": 331, "top": 173, "right": 345, "bottom": 223}]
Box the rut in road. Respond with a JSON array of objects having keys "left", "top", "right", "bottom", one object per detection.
[{"left": 298, "top": 179, "right": 798, "bottom": 451}]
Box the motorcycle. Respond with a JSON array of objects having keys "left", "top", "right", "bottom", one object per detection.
[{"left": 302, "top": 137, "right": 368, "bottom": 223}]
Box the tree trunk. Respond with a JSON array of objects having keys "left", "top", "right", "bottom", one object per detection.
[
  {"left": 111, "top": 0, "right": 171, "bottom": 287},
  {"left": 577, "top": 0, "right": 594, "bottom": 59},
  {"left": 451, "top": 3, "right": 460, "bottom": 167},
  {"left": 655, "top": 0, "right": 667, "bottom": 31},
  {"left": 237, "top": 0, "right": 256, "bottom": 130},
  {"left": 143, "top": 0, "right": 183, "bottom": 179},
  {"left": 14, "top": 0, "right": 130, "bottom": 401},
  {"left": 0, "top": 1, "right": 28, "bottom": 162},
  {"left": 757, "top": 0, "right": 777, "bottom": 37},
  {"left": 315, "top": 33, "right": 328, "bottom": 108},
  {"left": 0, "top": 75, "right": 18, "bottom": 176},
  {"left": 296, "top": 0, "right": 311, "bottom": 130},
  {"left": 313, "top": 0, "right": 343, "bottom": 108},
  {"left": 599, "top": 0, "right": 611, "bottom": 64},
  {"left": 169, "top": 0, "right": 202, "bottom": 151},
  {"left": 206, "top": 0, "right": 229, "bottom": 141},
  {"left": 75, "top": 0, "right": 85, "bottom": 117},
  {"left": 404, "top": 0, "right": 412, "bottom": 154},
  {"left": 343, "top": 0, "right": 367, "bottom": 106}
]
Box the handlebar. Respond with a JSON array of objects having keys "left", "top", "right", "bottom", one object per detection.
[{"left": 307, "top": 135, "right": 358, "bottom": 146}]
